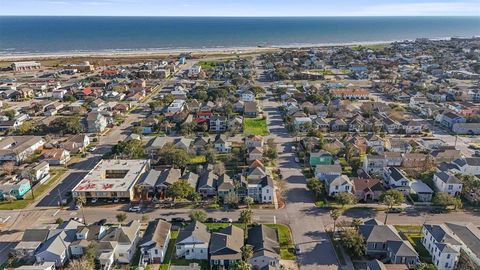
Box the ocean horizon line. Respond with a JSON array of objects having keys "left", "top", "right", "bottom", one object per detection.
[{"left": 1, "top": 15, "right": 480, "bottom": 18}]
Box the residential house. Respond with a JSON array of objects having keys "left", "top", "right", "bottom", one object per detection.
[
  {"left": 452, "top": 158, "right": 480, "bottom": 176},
  {"left": 197, "top": 171, "right": 218, "bottom": 197},
  {"left": 365, "top": 134, "right": 385, "bottom": 154},
  {"left": 241, "top": 90, "right": 255, "bottom": 102},
  {"left": 383, "top": 167, "right": 411, "bottom": 194},
  {"left": 60, "top": 134, "right": 90, "bottom": 154},
  {"left": 433, "top": 171, "right": 462, "bottom": 196},
  {"left": 213, "top": 135, "right": 232, "bottom": 153},
  {"left": 247, "top": 225, "right": 281, "bottom": 270},
  {"left": 248, "top": 147, "right": 264, "bottom": 163},
  {"left": 353, "top": 178, "right": 385, "bottom": 202},
  {"left": 359, "top": 222, "right": 419, "bottom": 267},
  {"left": 139, "top": 219, "right": 171, "bottom": 264},
  {"left": 363, "top": 155, "right": 386, "bottom": 175},
  {"left": 0, "top": 176, "right": 31, "bottom": 200},
  {"left": 383, "top": 152, "right": 403, "bottom": 167},
  {"left": 12, "top": 229, "right": 50, "bottom": 262},
  {"left": 327, "top": 175, "right": 353, "bottom": 197},
  {"left": 210, "top": 115, "right": 228, "bottom": 133},
  {"left": 244, "top": 101, "right": 259, "bottom": 118},
  {"left": 209, "top": 225, "right": 244, "bottom": 268},
  {"left": 247, "top": 176, "right": 274, "bottom": 204},
  {"left": 410, "top": 180, "right": 434, "bottom": 202},
  {"left": 0, "top": 136, "right": 45, "bottom": 163},
  {"left": 41, "top": 148, "right": 71, "bottom": 165},
  {"left": 86, "top": 112, "right": 107, "bottom": 133},
  {"left": 167, "top": 99, "right": 186, "bottom": 113},
  {"left": 99, "top": 220, "right": 141, "bottom": 264},
  {"left": 309, "top": 151, "right": 333, "bottom": 167},
  {"left": 315, "top": 164, "right": 342, "bottom": 182},
  {"left": 245, "top": 135, "right": 264, "bottom": 149},
  {"left": 422, "top": 224, "right": 462, "bottom": 270},
  {"left": 436, "top": 111, "right": 466, "bottom": 129},
  {"left": 176, "top": 221, "right": 210, "bottom": 260}
]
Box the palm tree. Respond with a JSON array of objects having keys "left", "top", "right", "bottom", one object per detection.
[
  {"left": 330, "top": 209, "right": 342, "bottom": 235},
  {"left": 75, "top": 197, "right": 87, "bottom": 225},
  {"left": 382, "top": 195, "right": 396, "bottom": 224},
  {"left": 241, "top": 245, "right": 253, "bottom": 261},
  {"left": 239, "top": 209, "right": 253, "bottom": 240},
  {"left": 231, "top": 261, "right": 251, "bottom": 270}
]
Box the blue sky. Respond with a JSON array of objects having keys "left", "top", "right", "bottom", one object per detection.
[{"left": 1, "top": 0, "right": 479, "bottom": 16}]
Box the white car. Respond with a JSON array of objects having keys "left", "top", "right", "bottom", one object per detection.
[
  {"left": 294, "top": 157, "right": 300, "bottom": 163},
  {"left": 113, "top": 198, "right": 120, "bottom": 203},
  {"left": 91, "top": 198, "right": 97, "bottom": 204},
  {"left": 88, "top": 147, "right": 97, "bottom": 153},
  {"left": 129, "top": 206, "right": 141, "bottom": 212}
]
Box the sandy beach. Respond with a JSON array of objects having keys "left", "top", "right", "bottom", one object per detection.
[{"left": 0, "top": 40, "right": 398, "bottom": 62}]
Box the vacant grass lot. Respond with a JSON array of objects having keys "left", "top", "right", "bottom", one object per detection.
[
  {"left": 267, "top": 224, "right": 296, "bottom": 260},
  {"left": 198, "top": 60, "right": 224, "bottom": 70},
  {"left": 244, "top": 118, "right": 269, "bottom": 136}
]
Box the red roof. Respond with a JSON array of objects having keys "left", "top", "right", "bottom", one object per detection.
[{"left": 82, "top": 87, "right": 93, "bottom": 95}]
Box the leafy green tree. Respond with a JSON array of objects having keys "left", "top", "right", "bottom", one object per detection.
[
  {"left": 85, "top": 242, "right": 98, "bottom": 268},
  {"left": 224, "top": 192, "right": 240, "bottom": 207},
  {"left": 166, "top": 180, "right": 194, "bottom": 201},
  {"left": 187, "top": 192, "right": 202, "bottom": 203},
  {"left": 116, "top": 213, "right": 127, "bottom": 224},
  {"left": 244, "top": 196, "right": 254, "bottom": 208},
  {"left": 55, "top": 218, "right": 64, "bottom": 224},
  {"left": 160, "top": 146, "right": 190, "bottom": 169},
  {"left": 380, "top": 189, "right": 405, "bottom": 224},
  {"left": 307, "top": 178, "right": 325, "bottom": 198},
  {"left": 189, "top": 210, "right": 207, "bottom": 222},
  {"left": 49, "top": 117, "right": 84, "bottom": 135},
  {"left": 111, "top": 139, "right": 145, "bottom": 159},
  {"left": 340, "top": 228, "right": 366, "bottom": 258},
  {"left": 335, "top": 192, "right": 357, "bottom": 208},
  {"left": 433, "top": 192, "right": 462, "bottom": 210},
  {"left": 239, "top": 209, "right": 253, "bottom": 226},
  {"left": 4, "top": 109, "right": 16, "bottom": 120}
]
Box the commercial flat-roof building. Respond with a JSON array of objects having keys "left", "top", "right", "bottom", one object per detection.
[
  {"left": 72, "top": 159, "right": 150, "bottom": 201},
  {"left": 11, "top": 61, "right": 41, "bottom": 72}
]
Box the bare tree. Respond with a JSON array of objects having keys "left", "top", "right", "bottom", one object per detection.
[{"left": 1, "top": 162, "right": 15, "bottom": 175}]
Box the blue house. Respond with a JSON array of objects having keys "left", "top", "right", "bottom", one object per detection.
[{"left": 0, "top": 177, "right": 31, "bottom": 200}]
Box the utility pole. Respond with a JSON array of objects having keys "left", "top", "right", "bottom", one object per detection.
[{"left": 57, "top": 188, "right": 63, "bottom": 207}]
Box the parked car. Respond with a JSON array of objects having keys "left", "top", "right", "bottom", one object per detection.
[
  {"left": 206, "top": 218, "right": 220, "bottom": 223},
  {"left": 113, "top": 198, "right": 120, "bottom": 203},
  {"left": 129, "top": 206, "right": 141, "bottom": 212},
  {"left": 171, "top": 217, "right": 186, "bottom": 223},
  {"left": 430, "top": 208, "right": 447, "bottom": 214},
  {"left": 387, "top": 207, "right": 403, "bottom": 213},
  {"left": 88, "top": 147, "right": 97, "bottom": 152},
  {"left": 91, "top": 198, "right": 97, "bottom": 204},
  {"left": 295, "top": 244, "right": 301, "bottom": 254},
  {"left": 474, "top": 150, "right": 480, "bottom": 157},
  {"left": 220, "top": 218, "right": 233, "bottom": 223},
  {"left": 294, "top": 157, "right": 300, "bottom": 163}
]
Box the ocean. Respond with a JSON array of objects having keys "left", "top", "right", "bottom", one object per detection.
[{"left": 0, "top": 16, "right": 479, "bottom": 55}]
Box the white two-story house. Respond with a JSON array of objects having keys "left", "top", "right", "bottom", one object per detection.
[
  {"left": 175, "top": 221, "right": 210, "bottom": 260},
  {"left": 433, "top": 171, "right": 462, "bottom": 196},
  {"left": 422, "top": 224, "right": 462, "bottom": 270}
]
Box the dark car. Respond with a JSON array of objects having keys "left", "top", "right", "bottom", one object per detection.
[
  {"left": 171, "top": 217, "right": 186, "bottom": 223},
  {"left": 387, "top": 208, "right": 403, "bottom": 213},
  {"left": 430, "top": 208, "right": 446, "bottom": 214},
  {"left": 206, "top": 218, "right": 219, "bottom": 223}
]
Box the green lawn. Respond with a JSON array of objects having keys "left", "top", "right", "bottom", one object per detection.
[
  {"left": 189, "top": 155, "right": 206, "bottom": 164},
  {"left": 198, "top": 61, "right": 223, "bottom": 70},
  {"left": 159, "top": 230, "right": 178, "bottom": 270},
  {"left": 0, "top": 168, "right": 67, "bottom": 210},
  {"left": 267, "top": 224, "right": 296, "bottom": 260},
  {"left": 395, "top": 225, "right": 431, "bottom": 263},
  {"left": 244, "top": 118, "right": 269, "bottom": 136}
]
